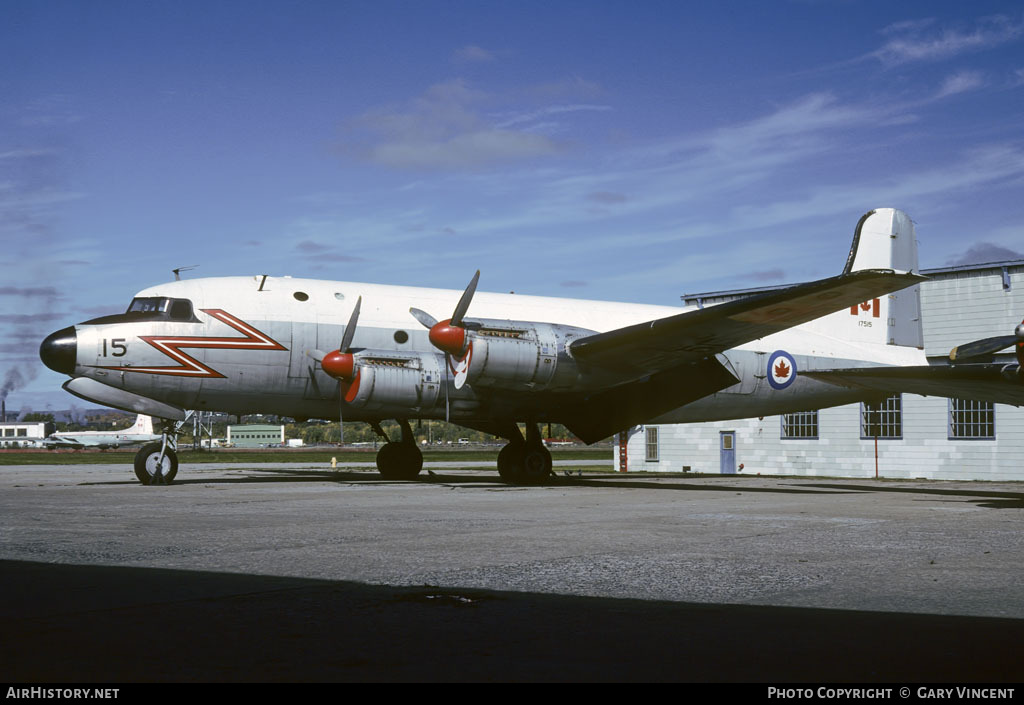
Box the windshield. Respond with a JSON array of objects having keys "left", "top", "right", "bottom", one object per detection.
[{"left": 126, "top": 297, "right": 194, "bottom": 321}]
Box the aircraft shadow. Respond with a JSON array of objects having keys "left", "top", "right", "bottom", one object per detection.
[
  {"left": 82, "top": 468, "right": 860, "bottom": 496},
  {"left": 797, "top": 483, "right": 1024, "bottom": 510},
  {"left": 82, "top": 469, "right": 1024, "bottom": 507},
  {"left": 2, "top": 558, "right": 1021, "bottom": 682}
]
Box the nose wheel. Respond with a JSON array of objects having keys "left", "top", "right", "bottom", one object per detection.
[
  {"left": 132, "top": 413, "right": 190, "bottom": 485},
  {"left": 134, "top": 442, "right": 179, "bottom": 485}
]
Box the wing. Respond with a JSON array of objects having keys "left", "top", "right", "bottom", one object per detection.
[
  {"left": 804, "top": 364, "right": 1024, "bottom": 407},
  {"left": 569, "top": 269, "right": 925, "bottom": 380}
]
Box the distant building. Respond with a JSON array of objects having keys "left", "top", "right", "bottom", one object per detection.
[
  {"left": 0, "top": 421, "right": 52, "bottom": 448},
  {"left": 226, "top": 424, "right": 285, "bottom": 448},
  {"left": 615, "top": 260, "right": 1024, "bottom": 482}
]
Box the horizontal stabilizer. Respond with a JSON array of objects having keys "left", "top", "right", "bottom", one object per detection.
[{"left": 804, "top": 365, "right": 1024, "bottom": 407}]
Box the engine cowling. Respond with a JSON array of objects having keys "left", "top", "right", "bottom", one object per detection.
[
  {"left": 455, "top": 318, "right": 598, "bottom": 392},
  {"left": 341, "top": 350, "right": 480, "bottom": 414}
]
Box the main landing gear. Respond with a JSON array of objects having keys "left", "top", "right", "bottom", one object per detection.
[
  {"left": 133, "top": 414, "right": 192, "bottom": 485},
  {"left": 496, "top": 422, "right": 552, "bottom": 485},
  {"left": 373, "top": 419, "right": 423, "bottom": 481}
]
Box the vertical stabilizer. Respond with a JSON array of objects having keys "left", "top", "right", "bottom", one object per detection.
[
  {"left": 133, "top": 415, "right": 154, "bottom": 434},
  {"left": 814, "top": 208, "right": 924, "bottom": 349},
  {"left": 843, "top": 208, "right": 918, "bottom": 276}
]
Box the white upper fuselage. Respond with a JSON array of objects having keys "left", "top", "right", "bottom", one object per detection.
[{"left": 58, "top": 273, "right": 926, "bottom": 425}]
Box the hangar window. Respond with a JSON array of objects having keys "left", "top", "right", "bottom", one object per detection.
[
  {"left": 781, "top": 411, "right": 818, "bottom": 439},
  {"left": 645, "top": 426, "right": 659, "bottom": 462},
  {"left": 861, "top": 395, "right": 902, "bottom": 439},
  {"left": 948, "top": 399, "right": 995, "bottom": 440}
]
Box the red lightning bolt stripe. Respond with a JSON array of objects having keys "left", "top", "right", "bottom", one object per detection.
[{"left": 97, "top": 309, "right": 288, "bottom": 378}]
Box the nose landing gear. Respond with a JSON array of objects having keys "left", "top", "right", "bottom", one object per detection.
[{"left": 133, "top": 413, "right": 192, "bottom": 485}]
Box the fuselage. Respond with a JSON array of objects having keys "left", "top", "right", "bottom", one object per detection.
[{"left": 41, "top": 274, "right": 927, "bottom": 429}]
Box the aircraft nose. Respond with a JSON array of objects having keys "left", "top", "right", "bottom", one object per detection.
[{"left": 39, "top": 326, "right": 77, "bottom": 375}]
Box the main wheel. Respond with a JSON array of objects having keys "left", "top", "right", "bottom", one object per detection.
[
  {"left": 376, "top": 442, "right": 423, "bottom": 480},
  {"left": 134, "top": 442, "right": 178, "bottom": 485},
  {"left": 497, "top": 443, "right": 551, "bottom": 485},
  {"left": 522, "top": 445, "right": 553, "bottom": 484},
  {"left": 497, "top": 443, "right": 524, "bottom": 483}
]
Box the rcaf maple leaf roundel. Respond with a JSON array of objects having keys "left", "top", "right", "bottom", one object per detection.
[{"left": 767, "top": 350, "right": 797, "bottom": 390}]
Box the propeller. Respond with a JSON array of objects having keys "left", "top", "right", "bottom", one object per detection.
[
  {"left": 410, "top": 270, "right": 480, "bottom": 421},
  {"left": 307, "top": 296, "right": 362, "bottom": 443},
  {"left": 949, "top": 320, "right": 1024, "bottom": 365}
]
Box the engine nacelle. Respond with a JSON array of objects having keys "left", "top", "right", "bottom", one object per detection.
[
  {"left": 345, "top": 350, "right": 445, "bottom": 413},
  {"left": 459, "top": 319, "right": 598, "bottom": 392}
]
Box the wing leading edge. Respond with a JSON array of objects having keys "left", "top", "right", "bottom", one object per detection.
[{"left": 568, "top": 268, "right": 925, "bottom": 380}]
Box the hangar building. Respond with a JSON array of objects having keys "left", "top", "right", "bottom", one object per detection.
[
  {"left": 0, "top": 421, "right": 51, "bottom": 448},
  {"left": 226, "top": 424, "right": 285, "bottom": 448},
  {"left": 614, "top": 259, "right": 1024, "bottom": 482}
]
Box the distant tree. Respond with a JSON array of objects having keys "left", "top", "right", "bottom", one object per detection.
[{"left": 21, "top": 413, "right": 55, "bottom": 424}]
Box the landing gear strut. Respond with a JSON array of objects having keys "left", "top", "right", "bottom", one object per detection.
[
  {"left": 497, "top": 422, "right": 552, "bottom": 485},
  {"left": 133, "top": 414, "right": 191, "bottom": 485},
  {"left": 374, "top": 419, "right": 423, "bottom": 480}
]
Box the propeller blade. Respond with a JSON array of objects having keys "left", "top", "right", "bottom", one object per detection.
[
  {"left": 339, "top": 296, "right": 362, "bottom": 353},
  {"left": 306, "top": 349, "right": 327, "bottom": 363},
  {"left": 409, "top": 307, "right": 438, "bottom": 329},
  {"left": 444, "top": 354, "right": 450, "bottom": 423},
  {"left": 950, "top": 334, "right": 1018, "bottom": 362},
  {"left": 451, "top": 270, "right": 480, "bottom": 327}
]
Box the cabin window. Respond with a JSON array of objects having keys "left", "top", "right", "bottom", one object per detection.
[{"left": 293, "top": 292, "right": 309, "bottom": 302}]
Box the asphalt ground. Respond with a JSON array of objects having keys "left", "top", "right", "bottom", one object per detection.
[{"left": 1, "top": 462, "right": 1023, "bottom": 682}]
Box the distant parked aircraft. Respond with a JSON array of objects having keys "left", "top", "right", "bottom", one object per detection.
[{"left": 44, "top": 414, "right": 160, "bottom": 450}]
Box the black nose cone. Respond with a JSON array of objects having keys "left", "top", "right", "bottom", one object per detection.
[{"left": 40, "top": 326, "right": 77, "bottom": 375}]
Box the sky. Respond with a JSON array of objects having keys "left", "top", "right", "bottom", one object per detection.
[{"left": 3, "top": 0, "right": 1024, "bottom": 411}]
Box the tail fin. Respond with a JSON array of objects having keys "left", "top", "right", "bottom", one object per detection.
[
  {"left": 818, "top": 208, "right": 924, "bottom": 349},
  {"left": 843, "top": 208, "right": 918, "bottom": 276},
  {"left": 132, "top": 415, "right": 154, "bottom": 434}
]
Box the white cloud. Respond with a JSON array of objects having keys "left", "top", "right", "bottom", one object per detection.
[
  {"left": 342, "top": 79, "right": 586, "bottom": 170},
  {"left": 871, "top": 14, "right": 1023, "bottom": 65},
  {"left": 453, "top": 45, "right": 496, "bottom": 63},
  {"left": 936, "top": 70, "right": 985, "bottom": 98}
]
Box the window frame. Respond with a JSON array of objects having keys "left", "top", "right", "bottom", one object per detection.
[{"left": 860, "top": 395, "right": 903, "bottom": 440}]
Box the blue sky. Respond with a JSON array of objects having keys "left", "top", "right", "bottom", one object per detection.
[{"left": 3, "top": 0, "right": 1024, "bottom": 411}]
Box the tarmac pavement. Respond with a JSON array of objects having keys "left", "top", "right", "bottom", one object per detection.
[{"left": 2, "top": 462, "right": 1022, "bottom": 681}]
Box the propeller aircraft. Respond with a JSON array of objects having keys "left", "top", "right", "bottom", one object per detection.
[{"left": 38, "top": 208, "right": 1024, "bottom": 485}]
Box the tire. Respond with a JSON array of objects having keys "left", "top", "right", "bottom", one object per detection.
[
  {"left": 134, "top": 442, "right": 178, "bottom": 485},
  {"left": 497, "top": 443, "right": 551, "bottom": 485},
  {"left": 497, "top": 443, "right": 524, "bottom": 483},
  {"left": 376, "top": 442, "right": 423, "bottom": 480}
]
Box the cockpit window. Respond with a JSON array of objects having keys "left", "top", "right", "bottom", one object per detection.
[
  {"left": 127, "top": 297, "right": 169, "bottom": 314},
  {"left": 83, "top": 297, "right": 198, "bottom": 325},
  {"left": 169, "top": 300, "right": 193, "bottom": 320},
  {"left": 126, "top": 297, "right": 195, "bottom": 321}
]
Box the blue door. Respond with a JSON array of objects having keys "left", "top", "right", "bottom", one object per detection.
[{"left": 720, "top": 431, "right": 736, "bottom": 474}]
